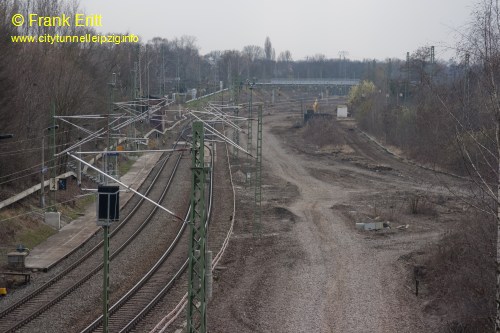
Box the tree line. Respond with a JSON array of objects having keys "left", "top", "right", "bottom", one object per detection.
[{"left": 0, "top": 0, "right": 383, "bottom": 194}]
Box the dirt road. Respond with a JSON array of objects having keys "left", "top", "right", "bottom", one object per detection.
[{"left": 208, "top": 112, "right": 461, "bottom": 332}]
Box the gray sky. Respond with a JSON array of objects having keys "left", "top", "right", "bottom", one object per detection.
[{"left": 82, "top": 0, "right": 475, "bottom": 61}]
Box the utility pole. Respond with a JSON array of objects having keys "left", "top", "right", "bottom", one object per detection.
[
  {"left": 247, "top": 81, "right": 254, "bottom": 155},
  {"left": 133, "top": 62, "right": 138, "bottom": 99},
  {"left": 77, "top": 138, "right": 82, "bottom": 186},
  {"left": 386, "top": 58, "right": 392, "bottom": 106},
  {"left": 111, "top": 73, "right": 117, "bottom": 178},
  {"left": 464, "top": 52, "right": 470, "bottom": 124},
  {"left": 254, "top": 104, "right": 263, "bottom": 237},
  {"left": 405, "top": 51, "right": 410, "bottom": 105},
  {"left": 464, "top": 52, "right": 470, "bottom": 105},
  {"left": 176, "top": 54, "right": 180, "bottom": 93},
  {"left": 300, "top": 98, "right": 304, "bottom": 121},
  {"left": 40, "top": 125, "right": 58, "bottom": 209},
  {"left": 430, "top": 46, "right": 435, "bottom": 84},
  {"left": 50, "top": 103, "right": 57, "bottom": 209},
  {"left": 246, "top": 82, "right": 254, "bottom": 187},
  {"left": 187, "top": 121, "right": 208, "bottom": 333},
  {"left": 102, "top": 209, "right": 110, "bottom": 333},
  {"left": 138, "top": 45, "right": 143, "bottom": 98},
  {"left": 232, "top": 80, "right": 241, "bottom": 161},
  {"left": 161, "top": 45, "right": 166, "bottom": 96},
  {"left": 232, "top": 107, "right": 240, "bottom": 160},
  {"left": 221, "top": 81, "right": 224, "bottom": 105},
  {"left": 97, "top": 185, "right": 120, "bottom": 333},
  {"left": 339, "top": 50, "right": 349, "bottom": 95},
  {"left": 40, "top": 135, "right": 46, "bottom": 208},
  {"left": 147, "top": 61, "right": 150, "bottom": 99}
]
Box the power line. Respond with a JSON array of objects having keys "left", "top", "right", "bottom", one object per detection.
[
  {"left": 0, "top": 162, "right": 67, "bottom": 186},
  {"left": 0, "top": 129, "right": 72, "bottom": 146},
  {"left": 0, "top": 193, "right": 95, "bottom": 223},
  {"left": 0, "top": 152, "right": 71, "bottom": 180},
  {"left": 0, "top": 139, "right": 78, "bottom": 157}
]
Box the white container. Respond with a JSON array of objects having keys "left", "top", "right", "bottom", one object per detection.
[{"left": 337, "top": 105, "right": 348, "bottom": 118}]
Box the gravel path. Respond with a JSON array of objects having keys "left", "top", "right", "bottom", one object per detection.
[{"left": 207, "top": 113, "right": 439, "bottom": 332}]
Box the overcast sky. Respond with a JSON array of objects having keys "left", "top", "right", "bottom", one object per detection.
[{"left": 82, "top": 0, "right": 475, "bottom": 61}]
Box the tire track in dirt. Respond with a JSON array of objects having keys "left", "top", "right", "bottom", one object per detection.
[
  {"left": 258, "top": 114, "right": 431, "bottom": 332},
  {"left": 209, "top": 112, "right": 452, "bottom": 332}
]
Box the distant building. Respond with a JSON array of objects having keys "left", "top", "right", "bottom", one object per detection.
[{"left": 337, "top": 105, "right": 348, "bottom": 118}]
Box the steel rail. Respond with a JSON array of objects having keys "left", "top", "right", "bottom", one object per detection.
[
  {"left": 82, "top": 141, "right": 215, "bottom": 333},
  {"left": 2, "top": 152, "right": 184, "bottom": 333},
  {"left": 0, "top": 125, "right": 189, "bottom": 333},
  {"left": 150, "top": 140, "right": 235, "bottom": 333},
  {"left": 118, "top": 145, "right": 214, "bottom": 333}
]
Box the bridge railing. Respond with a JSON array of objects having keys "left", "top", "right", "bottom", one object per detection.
[{"left": 255, "top": 78, "right": 360, "bottom": 86}]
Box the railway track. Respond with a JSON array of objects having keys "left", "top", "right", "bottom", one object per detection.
[
  {"left": 145, "top": 141, "right": 237, "bottom": 333},
  {"left": 0, "top": 126, "right": 190, "bottom": 333},
  {"left": 80, "top": 140, "right": 214, "bottom": 333}
]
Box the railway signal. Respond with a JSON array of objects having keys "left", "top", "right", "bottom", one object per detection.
[
  {"left": 57, "top": 179, "right": 66, "bottom": 190},
  {"left": 97, "top": 185, "right": 120, "bottom": 333}
]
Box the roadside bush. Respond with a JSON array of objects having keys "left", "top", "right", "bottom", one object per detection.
[{"left": 420, "top": 211, "right": 495, "bottom": 332}]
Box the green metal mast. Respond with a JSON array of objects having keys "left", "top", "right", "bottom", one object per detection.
[
  {"left": 253, "top": 104, "right": 263, "bottom": 236},
  {"left": 232, "top": 79, "right": 241, "bottom": 160},
  {"left": 50, "top": 102, "right": 56, "bottom": 209},
  {"left": 405, "top": 51, "right": 410, "bottom": 105},
  {"left": 132, "top": 62, "right": 138, "bottom": 100},
  {"left": 232, "top": 107, "right": 239, "bottom": 160},
  {"left": 97, "top": 185, "right": 119, "bottom": 333},
  {"left": 102, "top": 75, "right": 116, "bottom": 333},
  {"left": 102, "top": 223, "right": 110, "bottom": 333},
  {"left": 187, "top": 121, "right": 207, "bottom": 333},
  {"left": 430, "top": 46, "right": 435, "bottom": 84},
  {"left": 465, "top": 53, "right": 470, "bottom": 106},
  {"left": 247, "top": 83, "right": 253, "bottom": 155},
  {"left": 386, "top": 59, "right": 392, "bottom": 106}
]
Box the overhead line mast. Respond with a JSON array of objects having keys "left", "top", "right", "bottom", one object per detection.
[
  {"left": 254, "top": 104, "right": 263, "bottom": 236},
  {"left": 187, "top": 121, "right": 208, "bottom": 333}
]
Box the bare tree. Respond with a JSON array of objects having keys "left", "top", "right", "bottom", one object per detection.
[
  {"left": 448, "top": 0, "right": 500, "bottom": 329},
  {"left": 242, "top": 45, "right": 264, "bottom": 78}
]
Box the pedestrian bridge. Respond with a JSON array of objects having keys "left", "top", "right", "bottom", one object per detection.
[{"left": 256, "top": 78, "right": 360, "bottom": 86}]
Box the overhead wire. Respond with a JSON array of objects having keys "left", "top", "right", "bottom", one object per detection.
[
  {"left": 0, "top": 162, "right": 69, "bottom": 186},
  {"left": 0, "top": 192, "right": 95, "bottom": 224},
  {"left": 0, "top": 139, "right": 79, "bottom": 157},
  {"left": 0, "top": 129, "right": 73, "bottom": 147}
]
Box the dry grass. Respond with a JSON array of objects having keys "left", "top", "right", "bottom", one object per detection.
[
  {"left": 0, "top": 208, "right": 57, "bottom": 268},
  {"left": 0, "top": 177, "right": 94, "bottom": 268},
  {"left": 339, "top": 191, "right": 491, "bottom": 331},
  {"left": 419, "top": 211, "right": 495, "bottom": 332},
  {"left": 407, "top": 194, "right": 438, "bottom": 216}
]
